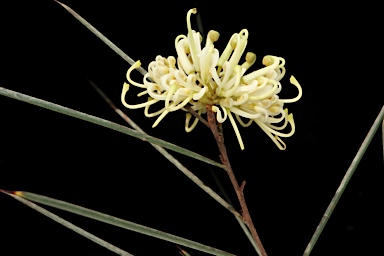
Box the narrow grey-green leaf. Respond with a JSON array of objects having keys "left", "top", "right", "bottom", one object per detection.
[
  {"left": 4, "top": 191, "right": 133, "bottom": 256},
  {"left": 303, "top": 105, "right": 384, "bottom": 256},
  {"left": 0, "top": 87, "right": 225, "bottom": 169},
  {"left": 54, "top": 0, "right": 147, "bottom": 77},
  {"left": 15, "top": 191, "right": 236, "bottom": 256}
]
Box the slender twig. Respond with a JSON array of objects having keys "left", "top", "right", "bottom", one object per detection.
[
  {"left": 184, "top": 105, "right": 209, "bottom": 128},
  {"left": 89, "top": 77, "right": 261, "bottom": 253},
  {"left": 303, "top": 105, "right": 384, "bottom": 256},
  {"left": 87, "top": 79, "right": 244, "bottom": 221},
  {"left": 206, "top": 106, "right": 268, "bottom": 256}
]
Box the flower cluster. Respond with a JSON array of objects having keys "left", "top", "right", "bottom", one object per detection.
[{"left": 122, "top": 8, "right": 302, "bottom": 150}]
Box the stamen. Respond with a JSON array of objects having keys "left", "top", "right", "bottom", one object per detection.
[
  {"left": 278, "top": 76, "right": 303, "bottom": 103},
  {"left": 233, "top": 80, "right": 258, "bottom": 96},
  {"left": 265, "top": 108, "right": 286, "bottom": 123},
  {"left": 165, "top": 84, "right": 178, "bottom": 110},
  {"left": 235, "top": 114, "right": 253, "bottom": 127},
  {"left": 231, "top": 106, "right": 261, "bottom": 119},
  {"left": 185, "top": 110, "right": 201, "bottom": 132},
  {"left": 137, "top": 90, "right": 148, "bottom": 97},
  {"left": 249, "top": 79, "right": 278, "bottom": 100},
  {"left": 222, "top": 65, "right": 242, "bottom": 98},
  {"left": 143, "top": 73, "right": 156, "bottom": 87},
  {"left": 159, "top": 73, "right": 174, "bottom": 91},
  {"left": 171, "top": 88, "right": 188, "bottom": 106},
  {"left": 200, "top": 44, "right": 215, "bottom": 83},
  {"left": 219, "top": 98, "right": 233, "bottom": 108},
  {"left": 169, "top": 95, "right": 193, "bottom": 111},
  {"left": 242, "top": 56, "right": 281, "bottom": 84},
  {"left": 174, "top": 70, "right": 192, "bottom": 89},
  {"left": 152, "top": 110, "right": 169, "bottom": 128},
  {"left": 227, "top": 111, "right": 245, "bottom": 150},
  {"left": 205, "top": 30, "right": 220, "bottom": 48},
  {"left": 209, "top": 66, "right": 222, "bottom": 88},
  {"left": 220, "top": 62, "right": 235, "bottom": 89},
  {"left": 144, "top": 101, "right": 166, "bottom": 117},
  {"left": 228, "top": 29, "right": 248, "bottom": 68},
  {"left": 232, "top": 93, "right": 249, "bottom": 106},
  {"left": 175, "top": 35, "right": 194, "bottom": 74},
  {"left": 266, "top": 109, "right": 289, "bottom": 130},
  {"left": 241, "top": 52, "right": 256, "bottom": 71},
  {"left": 253, "top": 106, "right": 268, "bottom": 122},
  {"left": 147, "top": 83, "right": 166, "bottom": 100},
  {"left": 212, "top": 106, "right": 228, "bottom": 123},
  {"left": 255, "top": 113, "right": 295, "bottom": 137},
  {"left": 186, "top": 8, "right": 200, "bottom": 71},
  {"left": 275, "top": 66, "right": 286, "bottom": 81},
  {"left": 255, "top": 120, "right": 287, "bottom": 150},
  {"left": 217, "top": 34, "right": 236, "bottom": 68},
  {"left": 121, "top": 83, "right": 158, "bottom": 109},
  {"left": 126, "top": 61, "right": 146, "bottom": 88},
  {"left": 193, "top": 86, "right": 207, "bottom": 100},
  {"left": 276, "top": 57, "right": 285, "bottom": 68}
]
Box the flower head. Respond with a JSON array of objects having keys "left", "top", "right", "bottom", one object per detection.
[{"left": 122, "top": 8, "right": 302, "bottom": 150}]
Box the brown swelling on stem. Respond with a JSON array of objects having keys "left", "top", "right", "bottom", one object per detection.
[{"left": 206, "top": 105, "right": 268, "bottom": 256}]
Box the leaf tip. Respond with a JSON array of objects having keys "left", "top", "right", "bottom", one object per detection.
[
  {"left": 54, "top": 0, "right": 70, "bottom": 11},
  {"left": 1, "top": 190, "right": 24, "bottom": 196},
  {"left": 14, "top": 191, "right": 24, "bottom": 196}
]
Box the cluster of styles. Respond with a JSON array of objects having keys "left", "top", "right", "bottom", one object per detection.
[{"left": 122, "top": 8, "right": 302, "bottom": 150}]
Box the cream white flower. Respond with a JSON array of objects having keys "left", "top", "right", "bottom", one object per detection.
[{"left": 122, "top": 8, "right": 302, "bottom": 150}]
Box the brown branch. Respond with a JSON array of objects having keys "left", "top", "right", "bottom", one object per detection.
[
  {"left": 240, "top": 180, "right": 246, "bottom": 194},
  {"left": 184, "top": 105, "right": 210, "bottom": 128},
  {"left": 206, "top": 105, "right": 268, "bottom": 256}
]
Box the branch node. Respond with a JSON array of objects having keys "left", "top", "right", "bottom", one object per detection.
[{"left": 240, "top": 180, "right": 246, "bottom": 193}]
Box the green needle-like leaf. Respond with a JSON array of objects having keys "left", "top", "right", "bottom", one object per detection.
[
  {"left": 12, "top": 191, "right": 236, "bottom": 256},
  {"left": 2, "top": 191, "right": 133, "bottom": 256},
  {"left": 303, "top": 105, "right": 384, "bottom": 256},
  {"left": 0, "top": 87, "right": 225, "bottom": 169},
  {"left": 54, "top": 0, "right": 148, "bottom": 77}
]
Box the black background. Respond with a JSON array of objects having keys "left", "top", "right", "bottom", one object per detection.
[{"left": 1, "top": 1, "right": 383, "bottom": 255}]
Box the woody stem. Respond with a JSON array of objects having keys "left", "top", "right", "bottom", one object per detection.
[{"left": 206, "top": 105, "right": 268, "bottom": 256}]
